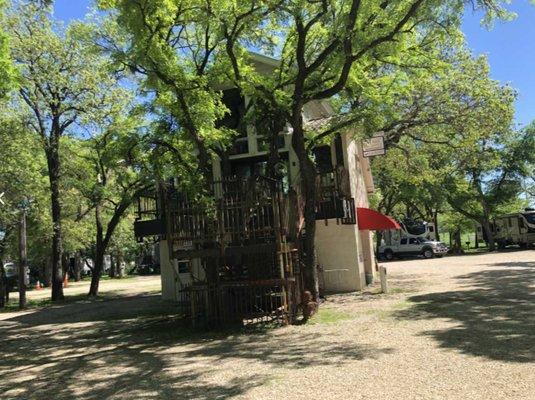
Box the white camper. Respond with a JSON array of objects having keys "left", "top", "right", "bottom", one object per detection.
[
  {"left": 382, "top": 219, "right": 437, "bottom": 246},
  {"left": 492, "top": 209, "right": 535, "bottom": 248}
]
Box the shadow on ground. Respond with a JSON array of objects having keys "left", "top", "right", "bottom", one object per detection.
[
  {"left": 395, "top": 260, "right": 535, "bottom": 363},
  {"left": 0, "top": 293, "right": 392, "bottom": 399}
]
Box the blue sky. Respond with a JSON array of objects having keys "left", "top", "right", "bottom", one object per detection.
[
  {"left": 54, "top": 0, "right": 535, "bottom": 127},
  {"left": 462, "top": 1, "right": 535, "bottom": 128}
]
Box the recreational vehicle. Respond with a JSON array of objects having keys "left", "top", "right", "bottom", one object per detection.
[{"left": 476, "top": 209, "right": 535, "bottom": 248}]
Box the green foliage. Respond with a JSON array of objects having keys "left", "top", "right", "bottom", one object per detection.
[
  {"left": 0, "top": 0, "right": 17, "bottom": 97},
  {"left": 308, "top": 308, "right": 353, "bottom": 325}
]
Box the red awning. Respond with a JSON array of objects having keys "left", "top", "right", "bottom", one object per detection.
[{"left": 357, "top": 207, "right": 401, "bottom": 231}]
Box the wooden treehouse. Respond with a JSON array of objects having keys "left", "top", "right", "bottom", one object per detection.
[{"left": 135, "top": 176, "right": 303, "bottom": 326}]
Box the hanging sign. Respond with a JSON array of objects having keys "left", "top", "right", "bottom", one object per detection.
[{"left": 362, "top": 132, "right": 386, "bottom": 157}]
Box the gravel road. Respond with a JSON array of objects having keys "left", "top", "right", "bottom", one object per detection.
[{"left": 0, "top": 250, "right": 533, "bottom": 399}]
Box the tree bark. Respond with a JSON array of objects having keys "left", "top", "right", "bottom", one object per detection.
[
  {"left": 42, "top": 257, "right": 52, "bottom": 287},
  {"left": 89, "top": 205, "right": 104, "bottom": 296},
  {"left": 18, "top": 209, "right": 27, "bottom": 309},
  {"left": 74, "top": 253, "right": 82, "bottom": 282},
  {"left": 89, "top": 200, "right": 131, "bottom": 296},
  {"left": 108, "top": 254, "right": 115, "bottom": 278},
  {"left": 291, "top": 109, "right": 320, "bottom": 301},
  {"left": 375, "top": 231, "right": 383, "bottom": 255},
  {"left": 450, "top": 228, "right": 463, "bottom": 254},
  {"left": 46, "top": 142, "right": 64, "bottom": 301},
  {"left": 0, "top": 236, "right": 8, "bottom": 308},
  {"left": 433, "top": 210, "right": 440, "bottom": 241},
  {"left": 0, "top": 253, "right": 6, "bottom": 309},
  {"left": 116, "top": 252, "right": 125, "bottom": 278},
  {"left": 481, "top": 219, "right": 496, "bottom": 251}
]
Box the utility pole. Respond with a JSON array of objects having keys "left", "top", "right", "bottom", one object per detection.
[{"left": 18, "top": 202, "right": 28, "bottom": 309}]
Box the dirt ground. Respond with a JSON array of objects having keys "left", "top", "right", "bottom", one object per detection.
[{"left": 0, "top": 250, "right": 533, "bottom": 400}]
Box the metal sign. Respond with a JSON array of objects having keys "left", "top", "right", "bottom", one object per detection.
[
  {"left": 0, "top": 192, "right": 4, "bottom": 205},
  {"left": 362, "top": 132, "right": 386, "bottom": 157}
]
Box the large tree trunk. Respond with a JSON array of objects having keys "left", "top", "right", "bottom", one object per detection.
[
  {"left": 46, "top": 143, "right": 64, "bottom": 301},
  {"left": 481, "top": 219, "right": 496, "bottom": 251},
  {"left": 291, "top": 111, "right": 319, "bottom": 302}
]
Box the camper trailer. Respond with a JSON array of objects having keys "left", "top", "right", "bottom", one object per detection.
[
  {"left": 477, "top": 209, "right": 535, "bottom": 249},
  {"left": 382, "top": 219, "right": 436, "bottom": 246}
]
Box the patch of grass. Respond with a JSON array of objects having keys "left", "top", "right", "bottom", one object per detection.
[
  {"left": 80, "top": 274, "right": 138, "bottom": 282},
  {"left": 309, "top": 308, "right": 353, "bottom": 325},
  {"left": 0, "top": 292, "right": 113, "bottom": 314},
  {"left": 0, "top": 297, "right": 53, "bottom": 312}
]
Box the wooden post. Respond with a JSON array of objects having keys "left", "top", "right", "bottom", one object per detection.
[
  {"left": 18, "top": 208, "right": 27, "bottom": 309},
  {"left": 379, "top": 265, "right": 388, "bottom": 294}
]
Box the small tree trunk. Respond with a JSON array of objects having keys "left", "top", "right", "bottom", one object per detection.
[
  {"left": 109, "top": 254, "right": 115, "bottom": 278},
  {"left": 118, "top": 258, "right": 125, "bottom": 278},
  {"left": 18, "top": 209, "right": 28, "bottom": 309},
  {"left": 45, "top": 258, "right": 53, "bottom": 287},
  {"left": 0, "top": 255, "right": 6, "bottom": 309},
  {"left": 375, "top": 231, "right": 383, "bottom": 254},
  {"left": 74, "top": 253, "right": 82, "bottom": 282},
  {"left": 433, "top": 210, "right": 440, "bottom": 241},
  {"left": 116, "top": 252, "right": 125, "bottom": 278},
  {"left": 453, "top": 229, "right": 463, "bottom": 253},
  {"left": 89, "top": 206, "right": 104, "bottom": 296}
]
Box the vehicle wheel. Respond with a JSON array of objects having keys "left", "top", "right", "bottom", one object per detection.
[
  {"left": 384, "top": 249, "right": 394, "bottom": 261},
  {"left": 422, "top": 248, "right": 434, "bottom": 259}
]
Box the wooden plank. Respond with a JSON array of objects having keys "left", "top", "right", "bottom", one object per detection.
[
  {"left": 224, "top": 243, "right": 276, "bottom": 256},
  {"left": 173, "top": 247, "right": 220, "bottom": 259}
]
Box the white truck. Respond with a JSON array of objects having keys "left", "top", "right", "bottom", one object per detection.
[
  {"left": 379, "top": 218, "right": 448, "bottom": 260},
  {"left": 379, "top": 236, "right": 449, "bottom": 260},
  {"left": 382, "top": 220, "right": 437, "bottom": 245},
  {"left": 478, "top": 208, "right": 535, "bottom": 249}
]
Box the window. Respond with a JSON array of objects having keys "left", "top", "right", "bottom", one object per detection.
[
  {"left": 177, "top": 260, "right": 190, "bottom": 274},
  {"left": 334, "top": 134, "right": 344, "bottom": 167},
  {"left": 216, "top": 88, "right": 246, "bottom": 136},
  {"left": 313, "top": 145, "right": 333, "bottom": 173},
  {"left": 409, "top": 238, "right": 418, "bottom": 245},
  {"left": 400, "top": 238, "right": 408, "bottom": 245}
]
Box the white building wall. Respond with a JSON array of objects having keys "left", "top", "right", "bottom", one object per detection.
[
  {"left": 159, "top": 239, "right": 177, "bottom": 301},
  {"left": 315, "top": 131, "right": 377, "bottom": 293},
  {"left": 316, "top": 222, "right": 365, "bottom": 292}
]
